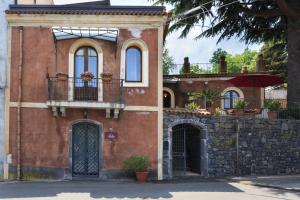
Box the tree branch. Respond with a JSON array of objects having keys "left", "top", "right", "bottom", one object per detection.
[
  {"left": 275, "top": 0, "right": 300, "bottom": 20},
  {"left": 239, "top": 5, "right": 282, "bottom": 18}
]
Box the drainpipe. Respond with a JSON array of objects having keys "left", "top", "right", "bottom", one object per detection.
[{"left": 17, "top": 26, "right": 24, "bottom": 180}]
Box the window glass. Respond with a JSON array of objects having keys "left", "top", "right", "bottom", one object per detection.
[
  {"left": 224, "top": 90, "right": 239, "bottom": 109},
  {"left": 126, "top": 47, "right": 142, "bottom": 82}
]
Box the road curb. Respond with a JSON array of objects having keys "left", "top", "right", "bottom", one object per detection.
[{"left": 226, "top": 178, "right": 300, "bottom": 192}]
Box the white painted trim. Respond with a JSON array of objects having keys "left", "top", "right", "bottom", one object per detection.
[
  {"left": 157, "top": 25, "right": 164, "bottom": 180},
  {"left": 163, "top": 87, "right": 175, "bottom": 108},
  {"left": 124, "top": 106, "right": 158, "bottom": 112},
  {"left": 4, "top": 26, "right": 12, "bottom": 179},
  {"left": 9, "top": 102, "right": 159, "bottom": 112},
  {"left": 221, "top": 87, "right": 245, "bottom": 109},
  {"left": 6, "top": 14, "right": 166, "bottom": 28},
  {"left": 68, "top": 38, "right": 104, "bottom": 102},
  {"left": 120, "top": 38, "right": 149, "bottom": 87}
]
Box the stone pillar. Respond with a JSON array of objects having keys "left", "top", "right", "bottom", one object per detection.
[
  {"left": 256, "top": 54, "right": 266, "bottom": 72},
  {"left": 219, "top": 55, "right": 227, "bottom": 73},
  {"left": 183, "top": 57, "right": 191, "bottom": 74},
  {"left": 242, "top": 66, "right": 249, "bottom": 73}
]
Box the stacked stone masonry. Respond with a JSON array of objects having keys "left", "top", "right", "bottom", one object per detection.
[{"left": 163, "top": 112, "right": 300, "bottom": 178}]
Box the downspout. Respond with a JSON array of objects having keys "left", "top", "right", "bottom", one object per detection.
[{"left": 17, "top": 26, "right": 23, "bottom": 180}]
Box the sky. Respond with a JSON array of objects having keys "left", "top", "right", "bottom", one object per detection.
[{"left": 54, "top": 0, "right": 262, "bottom": 64}]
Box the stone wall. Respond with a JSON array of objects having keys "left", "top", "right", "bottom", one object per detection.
[{"left": 163, "top": 111, "right": 300, "bottom": 178}]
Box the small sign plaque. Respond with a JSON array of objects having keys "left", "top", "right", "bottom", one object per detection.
[{"left": 105, "top": 132, "right": 118, "bottom": 140}]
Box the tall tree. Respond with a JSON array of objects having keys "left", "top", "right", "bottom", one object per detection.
[
  {"left": 155, "top": 0, "right": 300, "bottom": 106},
  {"left": 163, "top": 48, "right": 175, "bottom": 75},
  {"left": 259, "top": 41, "right": 288, "bottom": 80}
]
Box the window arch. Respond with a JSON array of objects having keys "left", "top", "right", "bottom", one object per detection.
[
  {"left": 121, "top": 38, "right": 149, "bottom": 87},
  {"left": 68, "top": 38, "right": 103, "bottom": 101},
  {"left": 221, "top": 87, "right": 244, "bottom": 109},
  {"left": 125, "top": 46, "right": 142, "bottom": 82},
  {"left": 224, "top": 90, "right": 239, "bottom": 109}
]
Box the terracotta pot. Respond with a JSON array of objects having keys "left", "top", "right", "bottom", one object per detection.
[
  {"left": 102, "top": 74, "right": 113, "bottom": 82},
  {"left": 268, "top": 111, "right": 278, "bottom": 120},
  {"left": 56, "top": 73, "right": 68, "bottom": 81},
  {"left": 236, "top": 109, "right": 244, "bottom": 116},
  {"left": 135, "top": 171, "right": 148, "bottom": 183}
]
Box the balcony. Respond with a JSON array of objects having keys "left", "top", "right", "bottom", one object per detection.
[{"left": 46, "top": 77, "right": 125, "bottom": 118}]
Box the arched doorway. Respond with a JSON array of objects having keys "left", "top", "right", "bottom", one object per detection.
[
  {"left": 172, "top": 124, "right": 202, "bottom": 176},
  {"left": 163, "top": 91, "right": 172, "bottom": 108},
  {"left": 71, "top": 121, "right": 101, "bottom": 178}
]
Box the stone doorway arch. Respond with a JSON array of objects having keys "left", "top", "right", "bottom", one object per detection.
[{"left": 164, "top": 118, "right": 209, "bottom": 179}]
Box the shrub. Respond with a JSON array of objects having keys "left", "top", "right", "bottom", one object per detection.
[
  {"left": 265, "top": 100, "right": 281, "bottom": 111},
  {"left": 123, "top": 156, "right": 150, "bottom": 173},
  {"left": 234, "top": 99, "right": 246, "bottom": 109},
  {"left": 185, "top": 102, "right": 199, "bottom": 111}
]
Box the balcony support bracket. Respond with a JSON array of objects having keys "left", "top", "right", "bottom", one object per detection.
[
  {"left": 114, "top": 109, "right": 120, "bottom": 119},
  {"left": 52, "top": 106, "right": 58, "bottom": 117},
  {"left": 106, "top": 108, "right": 111, "bottom": 119}
]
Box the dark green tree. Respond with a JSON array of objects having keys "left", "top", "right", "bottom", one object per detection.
[
  {"left": 209, "top": 48, "right": 228, "bottom": 69},
  {"left": 259, "top": 41, "right": 288, "bottom": 80},
  {"left": 154, "top": 0, "right": 300, "bottom": 106}
]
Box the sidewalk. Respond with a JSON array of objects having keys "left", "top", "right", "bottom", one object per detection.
[{"left": 228, "top": 175, "right": 300, "bottom": 192}]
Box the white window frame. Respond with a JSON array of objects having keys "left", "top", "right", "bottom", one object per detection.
[
  {"left": 68, "top": 38, "right": 104, "bottom": 102},
  {"left": 120, "top": 38, "right": 149, "bottom": 87},
  {"left": 163, "top": 87, "right": 175, "bottom": 108}
]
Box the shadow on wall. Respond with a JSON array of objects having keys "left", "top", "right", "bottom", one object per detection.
[{"left": 0, "top": 181, "right": 245, "bottom": 199}]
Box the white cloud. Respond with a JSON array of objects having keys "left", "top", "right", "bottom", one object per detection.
[{"left": 54, "top": 0, "right": 262, "bottom": 64}]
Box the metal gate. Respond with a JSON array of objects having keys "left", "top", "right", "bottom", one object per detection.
[
  {"left": 172, "top": 124, "right": 201, "bottom": 175},
  {"left": 72, "top": 122, "right": 100, "bottom": 177}
]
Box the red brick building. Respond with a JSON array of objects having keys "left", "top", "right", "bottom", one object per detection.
[{"left": 4, "top": 1, "right": 167, "bottom": 180}]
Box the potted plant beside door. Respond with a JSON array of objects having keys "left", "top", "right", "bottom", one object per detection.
[
  {"left": 101, "top": 72, "right": 113, "bottom": 82},
  {"left": 123, "top": 155, "right": 150, "bottom": 183},
  {"left": 80, "top": 71, "right": 94, "bottom": 82}
]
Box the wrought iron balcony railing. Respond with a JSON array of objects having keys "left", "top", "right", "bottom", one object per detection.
[{"left": 48, "top": 77, "right": 125, "bottom": 104}]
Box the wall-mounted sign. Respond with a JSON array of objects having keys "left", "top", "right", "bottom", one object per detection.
[{"left": 105, "top": 132, "right": 118, "bottom": 140}]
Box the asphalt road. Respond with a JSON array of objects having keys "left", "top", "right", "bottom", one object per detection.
[{"left": 0, "top": 180, "right": 299, "bottom": 200}]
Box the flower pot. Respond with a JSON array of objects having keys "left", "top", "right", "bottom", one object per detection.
[
  {"left": 80, "top": 72, "right": 94, "bottom": 82},
  {"left": 101, "top": 73, "right": 113, "bottom": 82},
  {"left": 56, "top": 73, "right": 68, "bottom": 81},
  {"left": 236, "top": 109, "right": 244, "bottom": 116},
  {"left": 135, "top": 171, "right": 148, "bottom": 183},
  {"left": 268, "top": 111, "right": 278, "bottom": 119}
]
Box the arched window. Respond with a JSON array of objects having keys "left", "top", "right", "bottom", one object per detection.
[
  {"left": 120, "top": 38, "right": 149, "bottom": 87},
  {"left": 125, "top": 47, "right": 142, "bottom": 82},
  {"left": 74, "top": 47, "right": 98, "bottom": 100},
  {"left": 224, "top": 90, "right": 239, "bottom": 109}
]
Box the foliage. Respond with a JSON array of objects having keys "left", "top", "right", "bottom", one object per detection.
[
  {"left": 153, "top": 0, "right": 286, "bottom": 44},
  {"left": 278, "top": 108, "right": 300, "bottom": 119},
  {"left": 189, "top": 89, "right": 221, "bottom": 105},
  {"left": 265, "top": 100, "right": 281, "bottom": 112},
  {"left": 259, "top": 41, "right": 288, "bottom": 80},
  {"left": 179, "top": 64, "right": 212, "bottom": 74},
  {"left": 234, "top": 99, "right": 246, "bottom": 109},
  {"left": 214, "top": 107, "right": 222, "bottom": 116},
  {"left": 210, "top": 48, "right": 258, "bottom": 73},
  {"left": 185, "top": 102, "right": 199, "bottom": 111},
  {"left": 123, "top": 156, "right": 150, "bottom": 173},
  {"left": 163, "top": 48, "right": 175, "bottom": 75}
]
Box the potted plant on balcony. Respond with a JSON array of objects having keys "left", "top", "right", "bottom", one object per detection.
[
  {"left": 101, "top": 72, "right": 113, "bottom": 82},
  {"left": 56, "top": 72, "right": 68, "bottom": 81},
  {"left": 265, "top": 100, "right": 281, "bottom": 119},
  {"left": 123, "top": 155, "right": 150, "bottom": 183},
  {"left": 234, "top": 99, "right": 246, "bottom": 116},
  {"left": 80, "top": 71, "right": 94, "bottom": 82}
]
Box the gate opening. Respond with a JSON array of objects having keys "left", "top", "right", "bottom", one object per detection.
[{"left": 172, "top": 123, "right": 202, "bottom": 176}]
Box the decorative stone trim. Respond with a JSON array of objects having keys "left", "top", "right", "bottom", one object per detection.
[{"left": 120, "top": 38, "right": 149, "bottom": 87}]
